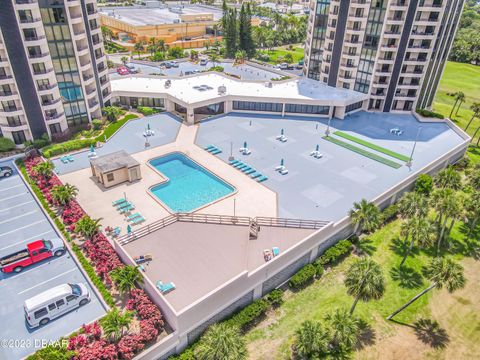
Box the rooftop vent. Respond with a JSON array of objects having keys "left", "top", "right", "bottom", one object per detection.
[{"left": 218, "top": 85, "right": 226, "bottom": 94}]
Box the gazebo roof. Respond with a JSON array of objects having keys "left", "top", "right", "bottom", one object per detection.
[{"left": 90, "top": 150, "right": 139, "bottom": 173}]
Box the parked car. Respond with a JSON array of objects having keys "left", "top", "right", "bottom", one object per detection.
[
  {"left": 160, "top": 62, "right": 172, "bottom": 69},
  {"left": 171, "top": 60, "right": 179, "bottom": 68},
  {"left": 24, "top": 283, "right": 90, "bottom": 328},
  {"left": 116, "top": 67, "right": 129, "bottom": 75},
  {"left": 199, "top": 59, "right": 208, "bottom": 66},
  {"left": 185, "top": 70, "right": 200, "bottom": 75},
  {"left": 0, "top": 166, "right": 13, "bottom": 178},
  {"left": 279, "top": 62, "right": 288, "bottom": 70},
  {"left": 0, "top": 238, "right": 65, "bottom": 273},
  {"left": 124, "top": 63, "right": 138, "bottom": 73},
  {"left": 296, "top": 63, "right": 303, "bottom": 69}
]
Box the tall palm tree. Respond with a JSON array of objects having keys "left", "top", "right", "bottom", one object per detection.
[
  {"left": 100, "top": 308, "right": 134, "bottom": 342},
  {"left": 449, "top": 91, "right": 464, "bottom": 118},
  {"left": 110, "top": 265, "right": 144, "bottom": 295},
  {"left": 195, "top": 323, "right": 247, "bottom": 360},
  {"left": 209, "top": 53, "right": 219, "bottom": 67},
  {"left": 455, "top": 92, "right": 465, "bottom": 116},
  {"left": 102, "top": 106, "right": 122, "bottom": 122},
  {"left": 387, "top": 257, "right": 465, "bottom": 320},
  {"left": 431, "top": 189, "right": 460, "bottom": 252},
  {"left": 74, "top": 215, "right": 102, "bottom": 239},
  {"left": 325, "top": 309, "right": 360, "bottom": 352},
  {"left": 464, "top": 102, "right": 480, "bottom": 131},
  {"left": 435, "top": 166, "right": 462, "bottom": 190},
  {"left": 33, "top": 161, "right": 54, "bottom": 180},
  {"left": 134, "top": 42, "right": 144, "bottom": 59},
  {"left": 50, "top": 183, "right": 78, "bottom": 207},
  {"left": 399, "top": 217, "right": 432, "bottom": 267},
  {"left": 344, "top": 258, "right": 385, "bottom": 314},
  {"left": 349, "top": 199, "right": 381, "bottom": 234},
  {"left": 120, "top": 56, "right": 128, "bottom": 65},
  {"left": 471, "top": 126, "right": 480, "bottom": 145},
  {"left": 293, "top": 320, "right": 330, "bottom": 359},
  {"left": 398, "top": 191, "right": 428, "bottom": 219},
  {"left": 464, "top": 192, "right": 480, "bottom": 239}
]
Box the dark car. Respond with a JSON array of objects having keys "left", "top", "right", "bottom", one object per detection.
[{"left": 0, "top": 166, "right": 13, "bottom": 178}]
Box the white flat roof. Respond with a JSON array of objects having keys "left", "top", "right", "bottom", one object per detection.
[
  {"left": 99, "top": 5, "right": 222, "bottom": 26},
  {"left": 111, "top": 73, "right": 368, "bottom": 107}
]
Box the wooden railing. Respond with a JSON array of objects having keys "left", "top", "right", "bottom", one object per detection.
[{"left": 118, "top": 213, "right": 330, "bottom": 245}]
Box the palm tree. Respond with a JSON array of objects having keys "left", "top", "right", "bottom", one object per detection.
[
  {"left": 449, "top": 91, "right": 464, "bottom": 118},
  {"left": 293, "top": 320, "right": 330, "bottom": 359},
  {"left": 120, "top": 56, "right": 128, "bottom": 65},
  {"left": 235, "top": 50, "right": 246, "bottom": 63},
  {"left": 101, "top": 25, "right": 113, "bottom": 42},
  {"left": 435, "top": 166, "right": 462, "bottom": 190},
  {"left": 464, "top": 192, "right": 480, "bottom": 239},
  {"left": 387, "top": 257, "right": 465, "bottom": 320},
  {"left": 325, "top": 309, "right": 360, "bottom": 352},
  {"left": 74, "top": 215, "right": 102, "bottom": 239},
  {"left": 102, "top": 106, "right": 122, "bottom": 122},
  {"left": 431, "top": 189, "right": 460, "bottom": 252},
  {"left": 344, "top": 258, "right": 385, "bottom": 314},
  {"left": 349, "top": 199, "right": 381, "bottom": 234},
  {"left": 209, "top": 53, "right": 219, "bottom": 67},
  {"left": 195, "top": 323, "right": 247, "bottom": 360},
  {"left": 110, "top": 265, "right": 144, "bottom": 295},
  {"left": 134, "top": 41, "right": 144, "bottom": 59},
  {"left": 464, "top": 102, "right": 480, "bottom": 131},
  {"left": 50, "top": 183, "right": 78, "bottom": 206},
  {"left": 399, "top": 217, "right": 432, "bottom": 267},
  {"left": 100, "top": 308, "right": 134, "bottom": 342},
  {"left": 33, "top": 161, "right": 54, "bottom": 180},
  {"left": 455, "top": 92, "right": 465, "bottom": 116},
  {"left": 398, "top": 191, "right": 428, "bottom": 219}
]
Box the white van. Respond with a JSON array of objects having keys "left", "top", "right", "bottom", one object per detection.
[{"left": 24, "top": 283, "right": 90, "bottom": 328}]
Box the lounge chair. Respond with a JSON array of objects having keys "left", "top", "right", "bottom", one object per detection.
[
  {"left": 272, "top": 247, "right": 280, "bottom": 257},
  {"left": 233, "top": 162, "right": 245, "bottom": 168},
  {"left": 279, "top": 168, "right": 289, "bottom": 175},
  {"left": 241, "top": 166, "right": 252, "bottom": 172},
  {"left": 118, "top": 201, "right": 133, "bottom": 209},
  {"left": 156, "top": 280, "right": 176, "bottom": 294},
  {"left": 211, "top": 149, "right": 222, "bottom": 155},
  {"left": 229, "top": 160, "right": 240, "bottom": 165},
  {"left": 112, "top": 198, "right": 127, "bottom": 206},
  {"left": 245, "top": 168, "right": 256, "bottom": 175},
  {"left": 263, "top": 249, "right": 273, "bottom": 262},
  {"left": 112, "top": 227, "right": 121, "bottom": 237},
  {"left": 237, "top": 163, "right": 248, "bottom": 169},
  {"left": 131, "top": 216, "right": 145, "bottom": 225},
  {"left": 60, "top": 156, "right": 69, "bottom": 164},
  {"left": 66, "top": 155, "right": 74, "bottom": 162},
  {"left": 207, "top": 147, "right": 217, "bottom": 153},
  {"left": 257, "top": 175, "right": 268, "bottom": 182},
  {"left": 134, "top": 254, "right": 152, "bottom": 264},
  {"left": 205, "top": 145, "right": 215, "bottom": 151},
  {"left": 250, "top": 172, "right": 262, "bottom": 179},
  {"left": 127, "top": 212, "right": 142, "bottom": 221},
  {"left": 275, "top": 165, "right": 285, "bottom": 172},
  {"left": 119, "top": 204, "right": 135, "bottom": 213}
]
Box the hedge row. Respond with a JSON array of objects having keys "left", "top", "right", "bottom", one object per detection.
[
  {"left": 17, "top": 160, "right": 115, "bottom": 308},
  {"left": 137, "top": 106, "right": 158, "bottom": 116},
  {"left": 225, "top": 298, "right": 270, "bottom": 331},
  {"left": 381, "top": 204, "right": 399, "bottom": 224},
  {"left": 289, "top": 263, "right": 318, "bottom": 289},
  {"left": 416, "top": 108, "right": 444, "bottom": 119},
  {"left": 317, "top": 239, "right": 353, "bottom": 266},
  {"left": 42, "top": 138, "right": 97, "bottom": 158}
]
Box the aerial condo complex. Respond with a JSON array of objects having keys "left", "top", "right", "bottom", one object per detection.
[{"left": 0, "top": 1, "right": 478, "bottom": 360}]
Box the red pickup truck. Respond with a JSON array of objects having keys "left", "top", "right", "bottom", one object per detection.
[{"left": 0, "top": 238, "right": 65, "bottom": 273}]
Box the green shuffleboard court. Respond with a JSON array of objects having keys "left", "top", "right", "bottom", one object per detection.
[
  {"left": 323, "top": 136, "right": 403, "bottom": 169},
  {"left": 333, "top": 131, "right": 410, "bottom": 162}
]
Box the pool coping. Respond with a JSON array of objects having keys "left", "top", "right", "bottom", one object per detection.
[{"left": 146, "top": 151, "right": 238, "bottom": 214}]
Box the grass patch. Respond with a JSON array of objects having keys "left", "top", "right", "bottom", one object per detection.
[
  {"left": 333, "top": 130, "right": 410, "bottom": 162},
  {"left": 323, "top": 135, "right": 402, "bottom": 169},
  {"left": 256, "top": 46, "right": 304, "bottom": 64},
  {"left": 95, "top": 114, "right": 138, "bottom": 142}
]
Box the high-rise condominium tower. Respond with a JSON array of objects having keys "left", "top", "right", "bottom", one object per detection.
[
  {"left": 304, "top": 0, "right": 465, "bottom": 112},
  {"left": 0, "top": 0, "right": 111, "bottom": 145}
]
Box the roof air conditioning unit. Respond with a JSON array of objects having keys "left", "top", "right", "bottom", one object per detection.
[{"left": 218, "top": 85, "right": 226, "bottom": 94}]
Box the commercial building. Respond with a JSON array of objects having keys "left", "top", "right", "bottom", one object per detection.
[
  {"left": 99, "top": 5, "right": 223, "bottom": 49},
  {"left": 303, "top": 0, "right": 465, "bottom": 112},
  {"left": 0, "top": 0, "right": 111, "bottom": 145}
]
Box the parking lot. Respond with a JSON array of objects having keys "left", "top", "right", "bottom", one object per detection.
[{"left": 0, "top": 160, "right": 106, "bottom": 359}]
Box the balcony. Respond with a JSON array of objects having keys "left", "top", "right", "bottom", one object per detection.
[
  {"left": 24, "top": 35, "right": 46, "bottom": 42},
  {"left": 88, "top": 99, "right": 99, "bottom": 108},
  {"left": 19, "top": 17, "right": 42, "bottom": 24},
  {"left": 1, "top": 106, "right": 22, "bottom": 113},
  {"left": 28, "top": 52, "right": 49, "bottom": 59},
  {"left": 38, "top": 83, "right": 57, "bottom": 92},
  {"left": 33, "top": 68, "right": 53, "bottom": 75},
  {"left": 16, "top": 0, "right": 37, "bottom": 3},
  {"left": 45, "top": 112, "right": 64, "bottom": 121},
  {"left": 0, "top": 75, "right": 14, "bottom": 85},
  {"left": 86, "top": 87, "right": 96, "bottom": 96},
  {"left": 41, "top": 98, "right": 61, "bottom": 106},
  {"left": 70, "top": 13, "right": 84, "bottom": 24}
]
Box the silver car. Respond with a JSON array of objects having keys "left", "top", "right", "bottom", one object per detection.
[{"left": 0, "top": 166, "right": 13, "bottom": 178}]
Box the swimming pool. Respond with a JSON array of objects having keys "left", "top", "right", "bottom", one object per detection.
[{"left": 149, "top": 152, "right": 235, "bottom": 212}]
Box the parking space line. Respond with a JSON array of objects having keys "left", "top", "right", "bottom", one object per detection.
[
  {"left": 0, "top": 200, "right": 35, "bottom": 213},
  {"left": 0, "top": 230, "right": 56, "bottom": 251},
  {"left": 0, "top": 210, "right": 37, "bottom": 225},
  {"left": 18, "top": 268, "right": 77, "bottom": 295},
  {"left": 0, "top": 184, "right": 23, "bottom": 192},
  {"left": 0, "top": 220, "right": 46, "bottom": 238},
  {"left": 0, "top": 176, "right": 18, "bottom": 184},
  {"left": 0, "top": 192, "right": 29, "bottom": 202}
]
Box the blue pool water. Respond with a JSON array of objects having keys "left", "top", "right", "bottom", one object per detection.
[{"left": 149, "top": 152, "right": 235, "bottom": 212}]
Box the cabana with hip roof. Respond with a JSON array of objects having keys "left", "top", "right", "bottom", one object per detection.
[{"left": 90, "top": 150, "right": 141, "bottom": 188}]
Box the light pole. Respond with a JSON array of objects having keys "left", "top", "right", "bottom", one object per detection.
[
  {"left": 228, "top": 141, "right": 234, "bottom": 161},
  {"left": 325, "top": 117, "right": 332, "bottom": 137},
  {"left": 406, "top": 126, "right": 422, "bottom": 168}
]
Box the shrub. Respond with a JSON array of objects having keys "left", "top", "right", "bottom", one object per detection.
[
  {"left": 289, "top": 264, "right": 317, "bottom": 289},
  {"left": 137, "top": 106, "right": 157, "bottom": 116},
  {"left": 151, "top": 51, "right": 166, "bottom": 62},
  {"left": 42, "top": 138, "right": 96, "bottom": 158},
  {"left": 416, "top": 108, "right": 444, "bottom": 119},
  {"left": 96, "top": 114, "right": 138, "bottom": 142},
  {"left": 381, "top": 204, "right": 399, "bottom": 223},
  {"left": 265, "top": 289, "right": 284, "bottom": 307},
  {"left": 318, "top": 240, "right": 353, "bottom": 266},
  {"left": 226, "top": 298, "right": 270, "bottom": 331},
  {"left": 168, "top": 46, "right": 184, "bottom": 59},
  {"left": 91, "top": 119, "right": 103, "bottom": 131},
  {"left": 415, "top": 173, "right": 434, "bottom": 196},
  {"left": 453, "top": 156, "right": 470, "bottom": 171},
  {"left": 208, "top": 65, "right": 224, "bottom": 72},
  {"left": 0, "top": 137, "right": 15, "bottom": 152},
  {"left": 24, "top": 133, "right": 50, "bottom": 149},
  {"left": 26, "top": 343, "right": 74, "bottom": 360}
]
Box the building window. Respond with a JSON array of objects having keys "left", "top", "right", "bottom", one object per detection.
[
  {"left": 345, "top": 101, "right": 363, "bottom": 113},
  {"left": 7, "top": 116, "right": 22, "bottom": 127},
  {"left": 285, "top": 104, "right": 329, "bottom": 115},
  {"left": 106, "top": 173, "right": 114, "bottom": 182},
  {"left": 11, "top": 130, "right": 26, "bottom": 145},
  {"left": 232, "top": 101, "right": 282, "bottom": 112},
  {"left": 49, "top": 123, "right": 62, "bottom": 134}
]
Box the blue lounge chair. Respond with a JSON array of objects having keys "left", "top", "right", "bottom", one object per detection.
[
  {"left": 211, "top": 149, "right": 222, "bottom": 155},
  {"left": 234, "top": 162, "right": 245, "bottom": 168},
  {"left": 205, "top": 145, "right": 215, "bottom": 151},
  {"left": 66, "top": 155, "right": 74, "bottom": 162},
  {"left": 207, "top": 147, "right": 217, "bottom": 153},
  {"left": 119, "top": 205, "right": 134, "bottom": 213},
  {"left": 156, "top": 280, "right": 176, "bottom": 294},
  {"left": 118, "top": 201, "right": 133, "bottom": 209},
  {"left": 250, "top": 172, "right": 262, "bottom": 179},
  {"left": 60, "top": 156, "right": 69, "bottom": 164},
  {"left": 272, "top": 247, "right": 280, "bottom": 257},
  {"left": 241, "top": 166, "right": 252, "bottom": 172},
  {"left": 245, "top": 169, "right": 256, "bottom": 175},
  {"left": 229, "top": 160, "right": 240, "bottom": 165},
  {"left": 257, "top": 176, "right": 268, "bottom": 182},
  {"left": 132, "top": 216, "right": 145, "bottom": 225},
  {"left": 112, "top": 198, "right": 127, "bottom": 206},
  {"left": 127, "top": 212, "right": 142, "bottom": 221},
  {"left": 112, "top": 227, "right": 121, "bottom": 237}
]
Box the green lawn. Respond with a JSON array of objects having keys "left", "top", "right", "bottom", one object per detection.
[
  {"left": 256, "top": 46, "right": 304, "bottom": 64},
  {"left": 95, "top": 114, "right": 138, "bottom": 142},
  {"left": 333, "top": 131, "right": 410, "bottom": 162},
  {"left": 433, "top": 61, "right": 480, "bottom": 140},
  {"left": 323, "top": 135, "right": 402, "bottom": 168}
]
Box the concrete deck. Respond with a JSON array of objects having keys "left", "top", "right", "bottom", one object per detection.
[{"left": 123, "top": 221, "right": 314, "bottom": 311}]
